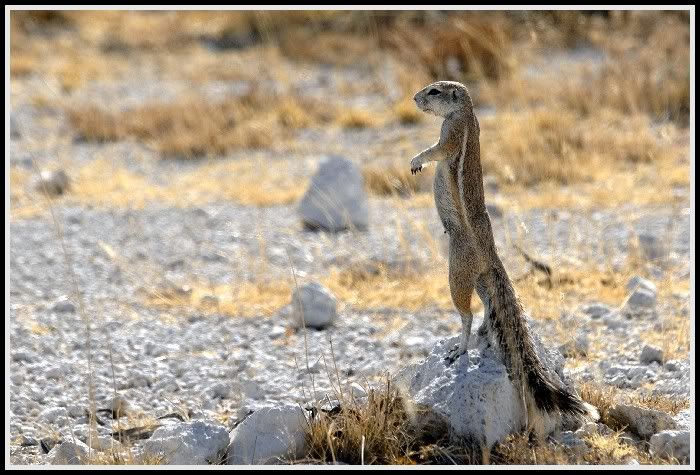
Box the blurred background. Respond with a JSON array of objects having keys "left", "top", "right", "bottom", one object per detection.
[{"left": 9, "top": 9, "right": 691, "bottom": 465}]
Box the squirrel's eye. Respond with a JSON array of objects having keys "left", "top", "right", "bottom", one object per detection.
[{"left": 427, "top": 88, "right": 441, "bottom": 96}]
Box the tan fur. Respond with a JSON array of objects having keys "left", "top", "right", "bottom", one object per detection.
[{"left": 410, "top": 81, "right": 599, "bottom": 436}]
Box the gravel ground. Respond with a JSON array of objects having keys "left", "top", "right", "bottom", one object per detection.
[{"left": 9, "top": 194, "right": 690, "bottom": 464}]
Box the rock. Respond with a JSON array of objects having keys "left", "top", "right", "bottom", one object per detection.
[
  {"left": 640, "top": 344, "right": 664, "bottom": 365},
  {"left": 298, "top": 155, "right": 369, "bottom": 232},
  {"left": 48, "top": 440, "right": 90, "bottom": 465},
  {"left": 269, "top": 325, "right": 286, "bottom": 339},
  {"left": 580, "top": 302, "right": 614, "bottom": 319},
  {"left": 673, "top": 408, "right": 690, "bottom": 431},
  {"left": 11, "top": 115, "right": 21, "bottom": 139},
  {"left": 349, "top": 382, "right": 367, "bottom": 400},
  {"left": 623, "top": 277, "right": 657, "bottom": 312},
  {"left": 16, "top": 435, "right": 39, "bottom": 446},
  {"left": 557, "top": 430, "right": 589, "bottom": 454},
  {"left": 206, "top": 382, "right": 231, "bottom": 400},
  {"left": 52, "top": 296, "right": 77, "bottom": 314},
  {"left": 39, "top": 407, "right": 70, "bottom": 426},
  {"left": 66, "top": 403, "right": 85, "bottom": 418},
  {"left": 637, "top": 233, "right": 666, "bottom": 262},
  {"left": 46, "top": 366, "right": 64, "bottom": 379},
  {"left": 228, "top": 404, "right": 307, "bottom": 464},
  {"left": 141, "top": 421, "right": 230, "bottom": 465},
  {"left": 626, "top": 276, "right": 657, "bottom": 293},
  {"left": 290, "top": 282, "right": 337, "bottom": 329},
  {"left": 607, "top": 404, "right": 676, "bottom": 439},
  {"left": 35, "top": 169, "right": 71, "bottom": 196},
  {"left": 625, "top": 287, "right": 657, "bottom": 311},
  {"left": 241, "top": 381, "right": 265, "bottom": 400},
  {"left": 393, "top": 334, "right": 567, "bottom": 449},
  {"left": 12, "top": 351, "right": 36, "bottom": 363},
  {"left": 649, "top": 430, "right": 690, "bottom": 462}
]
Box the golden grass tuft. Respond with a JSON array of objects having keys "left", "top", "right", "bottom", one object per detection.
[
  {"left": 302, "top": 379, "right": 479, "bottom": 465},
  {"left": 67, "top": 91, "right": 335, "bottom": 158},
  {"left": 362, "top": 162, "right": 432, "bottom": 197},
  {"left": 336, "top": 109, "right": 382, "bottom": 130},
  {"left": 144, "top": 278, "right": 292, "bottom": 318}
]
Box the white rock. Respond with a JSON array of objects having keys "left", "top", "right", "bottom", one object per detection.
[
  {"left": 393, "top": 334, "right": 567, "bottom": 448},
  {"left": 269, "top": 325, "right": 286, "bottom": 339},
  {"left": 607, "top": 404, "right": 676, "bottom": 439},
  {"left": 649, "top": 430, "right": 690, "bottom": 461},
  {"left": 52, "top": 296, "right": 77, "bottom": 314},
  {"left": 290, "top": 282, "right": 337, "bottom": 329},
  {"left": 66, "top": 403, "right": 85, "bottom": 418},
  {"left": 298, "top": 155, "right": 369, "bottom": 232},
  {"left": 624, "top": 277, "right": 657, "bottom": 312},
  {"left": 637, "top": 233, "right": 666, "bottom": 262},
  {"left": 673, "top": 409, "right": 690, "bottom": 431},
  {"left": 241, "top": 381, "right": 265, "bottom": 400},
  {"left": 640, "top": 344, "right": 664, "bottom": 365},
  {"left": 580, "top": 302, "right": 614, "bottom": 319},
  {"left": 141, "top": 421, "right": 230, "bottom": 465},
  {"left": 349, "top": 382, "right": 367, "bottom": 400},
  {"left": 228, "top": 404, "right": 307, "bottom": 464},
  {"left": 39, "top": 407, "right": 70, "bottom": 425},
  {"left": 35, "top": 169, "right": 71, "bottom": 196},
  {"left": 626, "top": 276, "right": 657, "bottom": 293},
  {"left": 49, "top": 440, "right": 90, "bottom": 465}
]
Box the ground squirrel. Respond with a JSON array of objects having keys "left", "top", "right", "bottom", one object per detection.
[{"left": 410, "top": 80, "right": 599, "bottom": 435}]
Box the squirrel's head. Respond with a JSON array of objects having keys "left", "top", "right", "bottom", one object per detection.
[{"left": 413, "top": 81, "right": 472, "bottom": 118}]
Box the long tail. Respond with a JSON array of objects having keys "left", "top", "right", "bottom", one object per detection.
[{"left": 484, "top": 264, "right": 599, "bottom": 427}]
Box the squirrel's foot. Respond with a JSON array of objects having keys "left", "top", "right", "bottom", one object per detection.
[
  {"left": 444, "top": 345, "right": 468, "bottom": 365},
  {"left": 410, "top": 157, "right": 424, "bottom": 175}
]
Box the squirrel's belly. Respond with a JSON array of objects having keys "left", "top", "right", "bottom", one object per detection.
[{"left": 433, "top": 164, "right": 462, "bottom": 234}]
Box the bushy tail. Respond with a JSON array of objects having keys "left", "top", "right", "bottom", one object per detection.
[{"left": 484, "top": 265, "right": 599, "bottom": 427}]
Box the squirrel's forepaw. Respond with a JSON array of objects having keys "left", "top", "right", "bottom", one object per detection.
[{"left": 410, "top": 158, "right": 423, "bottom": 175}]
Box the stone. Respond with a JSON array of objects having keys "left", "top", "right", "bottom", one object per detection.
[
  {"left": 607, "top": 404, "right": 676, "bottom": 439},
  {"left": 625, "top": 287, "right": 657, "bottom": 310},
  {"left": 649, "top": 430, "right": 690, "bottom": 462},
  {"left": 52, "top": 296, "right": 77, "bottom": 314},
  {"left": 637, "top": 233, "right": 666, "bottom": 262},
  {"left": 626, "top": 276, "right": 657, "bottom": 293},
  {"left": 35, "top": 169, "right": 71, "bottom": 196},
  {"left": 298, "top": 155, "right": 369, "bottom": 232},
  {"left": 228, "top": 404, "right": 307, "bottom": 464},
  {"left": 290, "top": 282, "right": 337, "bottom": 330},
  {"left": 393, "top": 333, "right": 570, "bottom": 449},
  {"left": 48, "top": 440, "right": 90, "bottom": 465},
  {"left": 580, "top": 302, "right": 614, "bottom": 319},
  {"left": 141, "top": 421, "right": 230, "bottom": 465},
  {"left": 640, "top": 344, "right": 664, "bottom": 365}
]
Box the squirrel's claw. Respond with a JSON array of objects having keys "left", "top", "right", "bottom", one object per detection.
[{"left": 444, "top": 345, "right": 467, "bottom": 365}]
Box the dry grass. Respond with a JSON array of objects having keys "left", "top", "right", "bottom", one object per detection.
[
  {"left": 143, "top": 279, "right": 292, "bottom": 318},
  {"left": 10, "top": 158, "right": 309, "bottom": 220},
  {"left": 302, "top": 379, "right": 481, "bottom": 465},
  {"left": 480, "top": 109, "right": 675, "bottom": 187},
  {"left": 362, "top": 162, "right": 432, "bottom": 197},
  {"left": 67, "top": 91, "right": 335, "bottom": 158}
]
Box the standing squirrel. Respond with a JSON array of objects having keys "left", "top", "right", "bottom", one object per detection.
[{"left": 409, "top": 81, "right": 598, "bottom": 435}]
